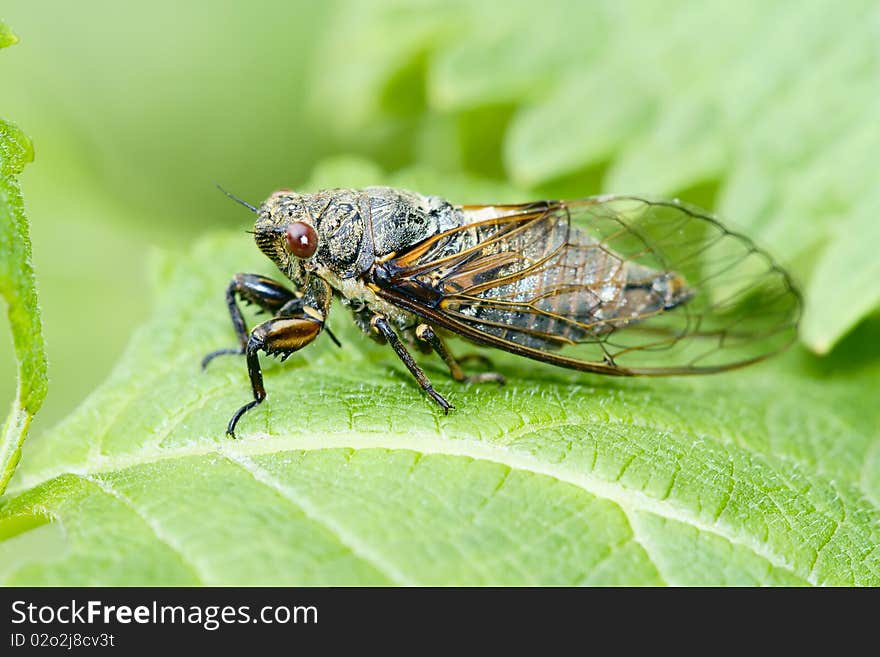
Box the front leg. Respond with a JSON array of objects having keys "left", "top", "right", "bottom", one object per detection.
[
  {"left": 226, "top": 313, "right": 324, "bottom": 438},
  {"left": 202, "top": 273, "right": 299, "bottom": 368},
  {"left": 210, "top": 275, "right": 335, "bottom": 437},
  {"left": 202, "top": 273, "right": 342, "bottom": 369}
]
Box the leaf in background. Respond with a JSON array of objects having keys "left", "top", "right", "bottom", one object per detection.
[
  {"left": 505, "top": 65, "right": 656, "bottom": 186},
  {"left": 0, "top": 20, "right": 18, "bottom": 48},
  {"left": 428, "top": 1, "right": 609, "bottom": 111},
  {"left": 801, "top": 198, "right": 880, "bottom": 354},
  {"left": 0, "top": 22, "right": 48, "bottom": 494},
  {"left": 308, "top": 0, "right": 460, "bottom": 135},
  {"left": 1, "top": 160, "right": 878, "bottom": 585}
]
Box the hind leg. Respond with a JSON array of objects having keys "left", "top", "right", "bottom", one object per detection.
[{"left": 414, "top": 324, "right": 505, "bottom": 385}]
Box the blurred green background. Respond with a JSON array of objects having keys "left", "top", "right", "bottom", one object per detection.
[{"left": 1, "top": 0, "right": 878, "bottom": 435}]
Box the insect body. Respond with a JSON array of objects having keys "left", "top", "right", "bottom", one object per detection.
[{"left": 204, "top": 187, "right": 801, "bottom": 437}]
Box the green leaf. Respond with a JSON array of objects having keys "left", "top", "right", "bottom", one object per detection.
[
  {"left": 2, "top": 161, "right": 878, "bottom": 585},
  {"left": 308, "top": 0, "right": 460, "bottom": 134},
  {"left": 0, "top": 21, "right": 18, "bottom": 48},
  {"left": 0, "top": 24, "right": 48, "bottom": 495},
  {"left": 800, "top": 197, "right": 880, "bottom": 354},
  {"left": 428, "top": 1, "right": 609, "bottom": 111}
]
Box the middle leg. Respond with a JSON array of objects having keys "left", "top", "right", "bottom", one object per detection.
[{"left": 371, "top": 316, "right": 453, "bottom": 413}]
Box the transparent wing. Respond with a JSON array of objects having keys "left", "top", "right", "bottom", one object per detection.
[{"left": 373, "top": 196, "right": 801, "bottom": 375}]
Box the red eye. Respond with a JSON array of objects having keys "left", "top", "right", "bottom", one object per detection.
[{"left": 284, "top": 222, "right": 318, "bottom": 258}]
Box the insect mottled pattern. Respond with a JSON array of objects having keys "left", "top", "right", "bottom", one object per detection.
[{"left": 203, "top": 187, "right": 801, "bottom": 437}]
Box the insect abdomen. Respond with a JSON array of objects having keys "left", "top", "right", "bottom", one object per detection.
[
  {"left": 513, "top": 239, "right": 625, "bottom": 346},
  {"left": 442, "top": 220, "right": 691, "bottom": 350}
]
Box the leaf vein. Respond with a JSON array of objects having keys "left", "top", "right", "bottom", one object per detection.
[
  {"left": 78, "top": 474, "right": 204, "bottom": 584},
  {"left": 219, "top": 451, "right": 413, "bottom": 586}
]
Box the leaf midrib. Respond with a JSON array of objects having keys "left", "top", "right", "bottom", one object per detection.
[
  {"left": 13, "top": 431, "right": 811, "bottom": 584},
  {"left": 26, "top": 358, "right": 868, "bottom": 498}
]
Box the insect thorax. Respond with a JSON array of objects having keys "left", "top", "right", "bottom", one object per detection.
[
  {"left": 300, "top": 187, "right": 462, "bottom": 328},
  {"left": 305, "top": 187, "right": 461, "bottom": 279}
]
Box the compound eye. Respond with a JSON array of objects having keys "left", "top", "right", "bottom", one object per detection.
[{"left": 284, "top": 221, "right": 318, "bottom": 258}]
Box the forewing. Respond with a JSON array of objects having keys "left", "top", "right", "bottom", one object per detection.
[{"left": 374, "top": 196, "right": 801, "bottom": 375}]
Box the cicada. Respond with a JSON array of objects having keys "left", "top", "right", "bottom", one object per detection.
[{"left": 204, "top": 187, "right": 801, "bottom": 437}]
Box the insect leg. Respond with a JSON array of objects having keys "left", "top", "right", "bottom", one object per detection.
[
  {"left": 414, "top": 324, "right": 505, "bottom": 385},
  {"left": 203, "top": 273, "right": 300, "bottom": 369},
  {"left": 457, "top": 353, "right": 496, "bottom": 369},
  {"left": 370, "top": 316, "right": 453, "bottom": 413},
  {"left": 226, "top": 312, "right": 324, "bottom": 438}
]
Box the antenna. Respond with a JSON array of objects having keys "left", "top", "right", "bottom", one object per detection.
[{"left": 215, "top": 183, "right": 258, "bottom": 213}]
